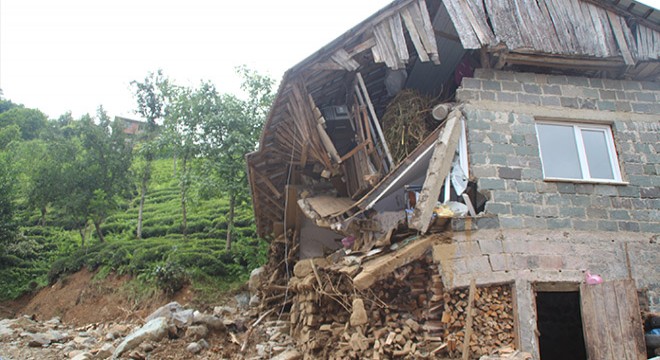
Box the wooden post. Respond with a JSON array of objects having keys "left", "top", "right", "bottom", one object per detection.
[{"left": 462, "top": 279, "right": 476, "bottom": 360}]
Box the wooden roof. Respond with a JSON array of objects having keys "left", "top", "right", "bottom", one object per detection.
[{"left": 248, "top": 0, "right": 660, "bottom": 238}]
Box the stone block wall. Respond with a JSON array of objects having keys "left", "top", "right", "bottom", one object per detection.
[{"left": 455, "top": 69, "right": 660, "bottom": 233}]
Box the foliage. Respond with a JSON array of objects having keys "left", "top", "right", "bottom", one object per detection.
[
  {"left": 0, "top": 66, "right": 275, "bottom": 301},
  {"left": 152, "top": 260, "right": 188, "bottom": 294}
]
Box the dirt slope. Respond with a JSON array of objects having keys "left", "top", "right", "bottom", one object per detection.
[{"left": 5, "top": 268, "right": 193, "bottom": 325}]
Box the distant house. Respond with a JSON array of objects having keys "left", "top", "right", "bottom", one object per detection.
[
  {"left": 115, "top": 116, "right": 147, "bottom": 136},
  {"left": 247, "top": 0, "right": 659, "bottom": 358}
]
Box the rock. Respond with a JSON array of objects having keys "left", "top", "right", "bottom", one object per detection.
[
  {"left": 105, "top": 332, "right": 115, "bottom": 341},
  {"left": 213, "top": 306, "right": 237, "bottom": 316},
  {"left": 249, "top": 266, "right": 265, "bottom": 293},
  {"left": 93, "top": 343, "right": 114, "bottom": 359},
  {"left": 270, "top": 349, "right": 303, "bottom": 360},
  {"left": 234, "top": 293, "right": 250, "bottom": 308},
  {"left": 73, "top": 335, "right": 97, "bottom": 346},
  {"left": 127, "top": 349, "right": 146, "bottom": 360},
  {"left": 349, "top": 332, "right": 369, "bottom": 352},
  {"left": 69, "top": 350, "right": 84, "bottom": 358},
  {"left": 0, "top": 319, "right": 15, "bottom": 338},
  {"left": 350, "top": 298, "right": 368, "bottom": 327},
  {"left": 145, "top": 302, "right": 192, "bottom": 327},
  {"left": 107, "top": 324, "right": 130, "bottom": 337},
  {"left": 192, "top": 314, "right": 225, "bottom": 331},
  {"left": 138, "top": 341, "right": 155, "bottom": 352},
  {"left": 113, "top": 317, "right": 168, "bottom": 358},
  {"left": 185, "top": 325, "right": 208, "bottom": 340},
  {"left": 47, "top": 329, "right": 70, "bottom": 343},
  {"left": 27, "top": 332, "right": 51, "bottom": 347},
  {"left": 186, "top": 342, "right": 203, "bottom": 354},
  {"left": 198, "top": 338, "right": 209, "bottom": 349},
  {"left": 292, "top": 258, "right": 328, "bottom": 278},
  {"left": 71, "top": 352, "right": 92, "bottom": 360},
  {"left": 249, "top": 294, "right": 261, "bottom": 307}
]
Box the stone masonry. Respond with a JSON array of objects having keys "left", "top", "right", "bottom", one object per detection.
[{"left": 441, "top": 69, "right": 660, "bottom": 359}]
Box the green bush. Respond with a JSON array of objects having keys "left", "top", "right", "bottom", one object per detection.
[{"left": 152, "top": 261, "right": 188, "bottom": 294}]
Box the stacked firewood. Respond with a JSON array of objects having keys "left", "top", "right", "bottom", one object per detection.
[{"left": 433, "top": 284, "right": 515, "bottom": 358}]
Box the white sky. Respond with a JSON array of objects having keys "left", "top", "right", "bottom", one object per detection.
[
  {"left": 0, "top": 0, "right": 391, "bottom": 119},
  {"left": 1, "top": 0, "right": 659, "bottom": 120}
]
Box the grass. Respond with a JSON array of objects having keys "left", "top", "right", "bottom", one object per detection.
[{"left": 0, "top": 157, "right": 268, "bottom": 302}]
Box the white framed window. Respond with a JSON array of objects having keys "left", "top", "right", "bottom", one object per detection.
[{"left": 535, "top": 121, "right": 623, "bottom": 182}]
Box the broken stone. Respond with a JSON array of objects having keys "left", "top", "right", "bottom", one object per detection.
[
  {"left": 293, "top": 258, "right": 328, "bottom": 278},
  {"left": 249, "top": 294, "right": 260, "bottom": 307},
  {"left": 270, "top": 349, "right": 303, "bottom": 360},
  {"left": 27, "top": 332, "right": 51, "bottom": 347},
  {"left": 70, "top": 352, "right": 92, "bottom": 360},
  {"left": 127, "top": 349, "right": 146, "bottom": 360},
  {"left": 213, "top": 305, "right": 237, "bottom": 316},
  {"left": 185, "top": 325, "right": 208, "bottom": 340},
  {"left": 93, "top": 343, "right": 114, "bottom": 359},
  {"left": 145, "top": 302, "right": 193, "bottom": 328},
  {"left": 192, "top": 313, "right": 225, "bottom": 331},
  {"left": 138, "top": 341, "right": 155, "bottom": 353},
  {"left": 349, "top": 332, "right": 369, "bottom": 352},
  {"left": 113, "top": 317, "right": 169, "bottom": 358},
  {"left": 186, "top": 342, "right": 202, "bottom": 354},
  {"left": 350, "top": 298, "right": 368, "bottom": 327},
  {"left": 198, "top": 338, "right": 209, "bottom": 349},
  {"left": 249, "top": 266, "right": 265, "bottom": 293}
]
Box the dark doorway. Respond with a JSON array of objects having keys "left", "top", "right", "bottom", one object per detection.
[{"left": 536, "top": 291, "right": 587, "bottom": 360}]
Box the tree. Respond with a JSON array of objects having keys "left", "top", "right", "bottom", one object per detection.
[
  {"left": 200, "top": 67, "right": 275, "bottom": 250},
  {"left": 161, "top": 83, "right": 209, "bottom": 239},
  {"left": 131, "top": 70, "right": 169, "bottom": 239},
  {"left": 0, "top": 150, "right": 17, "bottom": 250},
  {"left": 0, "top": 107, "right": 48, "bottom": 140}
]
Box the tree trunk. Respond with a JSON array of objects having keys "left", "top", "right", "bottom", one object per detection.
[
  {"left": 40, "top": 207, "right": 47, "bottom": 227},
  {"left": 79, "top": 227, "right": 86, "bottom": 248},
  {"left": 226, "top": 193, "right": 235, "bottom": 251},
  {"left": 94, "top": 221, "right": 105, "bottom": 242},
  {"left": 180, "top": 155, "right": 188, "bottom": 239},
  {"left": 136, "top": 161, "right": 151, "bottom": 240}
]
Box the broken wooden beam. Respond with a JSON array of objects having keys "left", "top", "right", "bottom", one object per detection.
[{"left": 409, "top": 111, "right": 462, "bottom": 233}]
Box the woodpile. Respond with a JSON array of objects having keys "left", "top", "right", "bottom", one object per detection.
[
  {"left": 257, "top": 232, "right": 299, "bottom": 313},
  {"left": 264, "top": 249, "right": 516, "bottom": 359}
]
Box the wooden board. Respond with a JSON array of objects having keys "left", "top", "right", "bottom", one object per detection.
[
  {"left": 579, "top": 279, "right": 645, "bottom": 360},
  {"left": 304, "top": 196, "right": 355, "bottom": 218}
]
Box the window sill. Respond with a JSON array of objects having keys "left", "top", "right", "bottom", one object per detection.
[{"left": 543, "top": 177, "right": 629, "bottom": 186}]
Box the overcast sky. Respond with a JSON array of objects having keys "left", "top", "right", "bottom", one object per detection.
[
  {"left": 1, "top": 0, "right": 658, "bottom": 120},
  {"left": 0, "top": 0, "right": 392, "bottom": 119}
]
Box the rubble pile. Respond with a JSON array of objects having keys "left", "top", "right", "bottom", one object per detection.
[
  {"left": 0, "top": 300, "right": 301, "bottom": 360},
  {"left": 264, "top": 249, "right": 516, "bottom": 360}
]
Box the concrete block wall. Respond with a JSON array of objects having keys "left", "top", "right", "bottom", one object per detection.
[{"left": 455, "top": 69, "right": 660, "bottom": 234}]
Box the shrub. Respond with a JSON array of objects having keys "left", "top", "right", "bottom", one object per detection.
[{"left": 152, "top": 261, "right": 188, "bottom": 294}]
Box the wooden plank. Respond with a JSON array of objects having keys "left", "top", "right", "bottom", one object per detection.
[
  {"left": 373, "top": 21, "right": 402, "bottom": 69},
  {"left": 581, "top": 280, "right": 646, "bottom": 360},
  {"left": 410, "top": 112, "right": 461, "bottom": 234},
  {"left": 607, "top": 10, "right": 636, "bottom": 65},
  {"left": 461, "top": 279, "right": 477, "bottom": 360},
  {"left": 484, "top": 0, "right": 525, "bottom": 50},
  {"left": 442, "top": 0, "right": 480, "bottom": 49},
  {"left": 253, "top": 169, "right": 283, "bottom": 199},
  {"left": 352, "top": 234, "right": 445, "bottom": 290},
  {"left": 407, "top": 1, "right": 438, "bottom": 56},
  {"left": 601, "top": 282, "right": 628, "bottom": 360},
  {"left": 617, "top": 280, "right": 646, "bottom": 359},
  {"left": 316, "top": 123, "right": 342, "bottom": 163},
  {"left": 456, "top": 0, "right": 495, "bottom": 47},
  {"left": 356, "top": 72, "right": 394, "bottom": 167},
  {"left": 330, "top": 48, "right": 360, "bottom": 71},
  {"left": 388, "top": 15, "right": 410, "bottom": 64},
  {"left": 417, "top": 0, "right": 440, "bottom": 63},
  {"left": 400, "top": 9, "right": 431, "bottom": 62}
]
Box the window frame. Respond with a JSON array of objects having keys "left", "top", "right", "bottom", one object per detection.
[{"left": 535, "top": 120, "right": 624, "bottom": 184}]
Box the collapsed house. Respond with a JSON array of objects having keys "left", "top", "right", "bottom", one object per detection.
[{"left": 247, "top": 0, "right": 660, "bottom": 359}]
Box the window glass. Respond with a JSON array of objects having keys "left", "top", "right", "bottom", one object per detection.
[
  {"left": 537, "top": 123, "right": 582, "bottom": 179},
  {"left": 581, "top": 129, "right": 614, "bottom": 180}
]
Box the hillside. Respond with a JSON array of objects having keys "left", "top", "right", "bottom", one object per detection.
[{"left": 0, "top": 158, "right": 268, "bottom": 307}]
